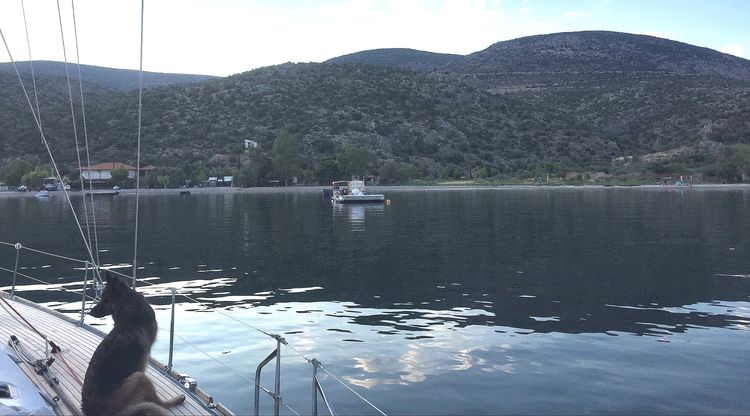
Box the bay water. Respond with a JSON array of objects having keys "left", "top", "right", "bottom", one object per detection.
[{"left": 1, "top": 186, "right": 749, "bottom": 414}]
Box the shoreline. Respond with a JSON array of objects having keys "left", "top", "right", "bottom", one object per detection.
[{"left": 1, "top": 183, "right": 749, "bottom": 198}]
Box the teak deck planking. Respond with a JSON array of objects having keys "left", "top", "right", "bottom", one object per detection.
[{"left": 0, "top": 293, "right": 228, "bottom": 416}]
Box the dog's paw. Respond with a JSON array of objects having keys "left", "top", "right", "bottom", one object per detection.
[{"left": 164, "top": 394, "right": 186, "bottom": 408}]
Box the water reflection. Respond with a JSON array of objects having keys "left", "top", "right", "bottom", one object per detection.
[
  {"left": 2, "top": 188, "right": 750, "bottom": 414},
  {"left": 332, "top": 203, "right": 385, "bottom": 231}
]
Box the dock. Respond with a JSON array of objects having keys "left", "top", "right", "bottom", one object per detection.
[{"left": 0, "top": 292, "right": 231, "bottom": 416}]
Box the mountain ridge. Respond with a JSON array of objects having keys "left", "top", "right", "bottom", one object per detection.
[
  {"left": 1, "top": 31, "right": 748, "bottom": 184},
  {"left": 326, "top": 48, "right": 462, "bottom": 72},
  {"left": 325, "top": 31, "right": 750, "bottom": 85},
  {"left": 0, "top": 60, "right": 217, "bottom": 91}
]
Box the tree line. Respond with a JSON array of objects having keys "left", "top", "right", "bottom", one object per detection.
[{"left": 4, "top": 139, "right": 749, "bottom": 189}]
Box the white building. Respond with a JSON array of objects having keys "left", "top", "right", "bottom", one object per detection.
[{"left": 80, "top": 162, "right": 155, "bottom": 182}]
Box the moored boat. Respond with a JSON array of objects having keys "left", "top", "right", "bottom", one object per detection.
[{"left": 331, "top": 180, "right": 385, "bottom": 204}]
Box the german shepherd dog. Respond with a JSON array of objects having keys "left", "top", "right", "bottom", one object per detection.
[{"left": 82, "top": 272, "right": 185, "bottom": 415}]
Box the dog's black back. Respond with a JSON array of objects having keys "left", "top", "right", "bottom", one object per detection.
[{"left": 82, "top": 272, "right": 158, "bottom": 415}]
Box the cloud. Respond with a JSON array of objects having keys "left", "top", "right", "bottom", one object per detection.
[
  {"left": 720, "top": 44, "right": 746, "bottom": 58},
  {"left": 518, "top": 6, "right": 531, "bottom": 14}
]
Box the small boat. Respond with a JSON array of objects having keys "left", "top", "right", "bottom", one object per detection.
[
  {"left": 34, "top": 190, "right": 50, "bottom": 198},
  {"left": 331, "top": 180, "right": 385, "bottom": 204},
  {"left": 43, "top": 177, "right": 60, "bottom": 191}
]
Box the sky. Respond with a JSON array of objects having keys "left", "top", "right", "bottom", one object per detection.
[{"left": 0, "top": 0, "right": 748, "bottom": 77}]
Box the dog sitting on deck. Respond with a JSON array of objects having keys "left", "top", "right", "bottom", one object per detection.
[{"left": 82, "top": 272, "right": 185, "bottom": 415}]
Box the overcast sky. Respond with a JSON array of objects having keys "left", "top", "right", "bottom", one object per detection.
[{"left": 1, "top": 0, "right": 748, "bottom": 76}]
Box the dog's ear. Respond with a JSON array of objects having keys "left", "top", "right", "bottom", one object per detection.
[{"left": 104, "top": 271, "right": 128, "bottom": 294}]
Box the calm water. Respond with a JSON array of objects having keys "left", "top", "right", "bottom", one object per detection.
[{"left": 1, "top": 186, "right": 750, "bottom": 415}]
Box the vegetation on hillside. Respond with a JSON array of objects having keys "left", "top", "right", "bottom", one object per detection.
[{"left": 1, "top": 31, "right": 749, "bottom": 187}]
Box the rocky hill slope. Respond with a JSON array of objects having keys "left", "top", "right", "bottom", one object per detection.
[
  {"left": 0, "top": 60, "right": 216, "bottom": 91},
  {"left": 1, "top": 31, "right": 748, "bottom": 182},
  {"left": 326, "top": 48, "right": 461, "bottom": 72}
]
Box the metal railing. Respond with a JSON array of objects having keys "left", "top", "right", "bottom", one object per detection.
[{"left": 1, "top": 240, "right": 374, "bottom": 416}]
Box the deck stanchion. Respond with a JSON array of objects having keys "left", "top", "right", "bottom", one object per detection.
[
  {"left": 253, "top": 334, "right": 286, "bottom": 416},
  {"left": 311, "top": 358, "right": 335, "bottom": 416},
  {"left": 312, "top": 358, "right": 319, "bottom": 416},
  {"left": 11, "top": 243, "right": 22, "bottom": 298},
  {"left": 274, "top": 336, "right": 282, "bottom": 416},
  {"left": 79, "top": 262, "right": 90, "bottom": 326},
  {"left": 166, "top": 288, "right": 176, "bottom": 372},
  {"left": 254, "top": 348, "right": 276, "bottom": 416}
]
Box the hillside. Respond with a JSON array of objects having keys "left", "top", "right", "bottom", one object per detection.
[
  {"left": 1, "top": 31, "right": 749, "bottom": 185},
  {"left": 443, "top": 31, "right": 750, "bottom": 90},
  {"left": 326, "top": 48, "right": 461, "bottom": 72},
  {"left": 0, "top": 61, "right": 217, "bottom": 91}
]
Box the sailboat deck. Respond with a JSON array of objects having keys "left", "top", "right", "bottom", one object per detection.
[{"left": 0, "top": 293, "right": 230, "bottom": 416}]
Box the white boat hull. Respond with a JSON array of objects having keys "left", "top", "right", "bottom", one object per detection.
[{"left": 333, "top": 194, "right": 385, "bottom": 204}]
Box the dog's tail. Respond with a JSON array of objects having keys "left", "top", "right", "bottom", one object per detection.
[{"left": 115, "top": 402, "right": 169, "bottom": 416}]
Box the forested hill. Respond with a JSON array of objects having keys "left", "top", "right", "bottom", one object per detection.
[
  {"left": 446, "top": 31, "right": 750, "bottom": 78},
  {"left": 326, "top": 48, "right": 461, "bottom": 72},
  {"left": 0, "top": 61, "right": 217, "bottom": 91},
  {"left": 1, "top": 31, "right": 749, "bottom": 185}
]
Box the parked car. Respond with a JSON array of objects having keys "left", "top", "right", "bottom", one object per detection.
[
  {"left": 17, "top": 185, "right": 28, "bottom": 192},
  {"left": 113, "top": 185, "right": 121, "bottom": 190}
]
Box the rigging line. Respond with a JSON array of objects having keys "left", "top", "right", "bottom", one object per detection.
[
  {"left": 69, "top": 0, "right": 102, "bottom": 270},
  {"left": 0, "top": 297, "right": 37, "bottom": 337},
  {"left": 70, "top": 0, "right": 102, "bottom": 272},
  {"left": 132, "top": 0, "right": 144, "bottom": 289},
  {"left": 319, "top": 365, "right": 387, "bottom": 416},
  {"left": 1, "top": 296, "right": 49, "bottom": 343},
  {"left": 0, "top": 296, "right": 52, "bottom": 363},
  {"left": 20, "top": 0, "right": 43, "bottom": 145},
  {"left": 52, "top": 348, "right": 84, "bottom": 386},
  {"left": 56, "top": 0, "right": 96, "bottom": 271},
  {"left": 0, "top": 26, "right": 98, "bottom": 271}
]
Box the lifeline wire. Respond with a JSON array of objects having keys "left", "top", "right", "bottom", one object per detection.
[
  {"left": 320, "top": 365, "right": 387, "bottom": 416},
  {"left": 171, "top": 332, "right": 301, "bottom": 416},
  {"left": 0, "top": 266, "right": 97, "bottom": 302},
  {"left": 0, "top": 240, "right": 88, "bottom": 264}
]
